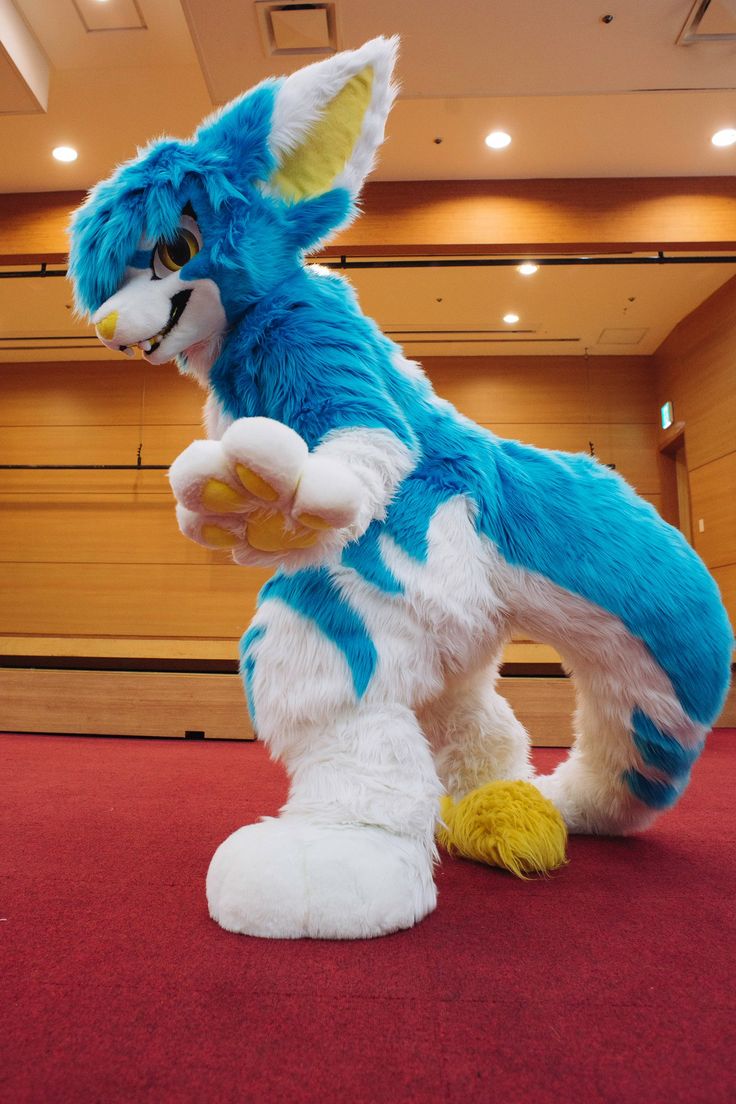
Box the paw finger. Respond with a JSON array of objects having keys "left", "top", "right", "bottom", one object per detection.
[
  {"left": 292, "top": 455, "right": 364, "bottom": 530},
  {"left": 169, "top": 439, "right": 253, "bottom": 515},
  {"left": 245, "top": 510, "right": 319, "bottom": 552},
  {"left": 175, "top": 504, "right": 244, "bottom": 550},
  {"left": 221, "top": 418, "right": 309, "bottom": 506}
]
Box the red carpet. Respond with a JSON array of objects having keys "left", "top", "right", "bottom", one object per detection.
[{"left": 2, "top": 730, "right": 735, "bottom": 1104}]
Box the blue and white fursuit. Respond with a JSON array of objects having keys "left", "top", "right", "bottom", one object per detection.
[{"left": 69, "top": 38, "right": 733, "bottom": 939}]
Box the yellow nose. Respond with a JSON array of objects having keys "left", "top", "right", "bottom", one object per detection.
[{"left": 96, "top": 310, "right": 118, "bottom": 341}]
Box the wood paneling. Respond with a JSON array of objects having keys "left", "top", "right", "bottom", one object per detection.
[
  {"left": 0, "top": 668, "right": 254, "bottom": 740},
  {"left": 0, "top": 355, "right": 664, "bottom": 665},
  {"left": 6, "top": 180, "right": 736, "bottom": 263},
  {"left": 655, "top": 277, "right": 736, "bottom": 473},
  {"left": 0, "top": 635, "right": 241, "bottom": 661},
  {"left": 425, "top": 356, "right": 659, "bottom": 494},
  {"left": 498, "top": 678, "right": 575, "bottom": 747},
  {"left": 0, "top": 493, "right": 223, "bottom": 565},
  {"left": 3, "top": 666, "right": 731, "bottom": 746},
  {"left": 0, "top": 563, "right": 269, "bottom": 637},
  {"left": 690, "top": 455, "right": 736, "bottom": 570},
  {"left": 425, "top": 355, "right": 657, "bottom": 425},
  {"left": 655, "top": 277, "right": 736, "bottom": 630},
  {"left": 0, "top": 361, "right": 204, "bottom": 429}
]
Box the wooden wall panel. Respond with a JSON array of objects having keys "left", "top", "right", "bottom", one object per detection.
[
  {"left": 0, "top": 668, "right": 254, "bottom": 740},
  {"left": 0, "top": 563, "right": 269, "bottom": 637},
  {"left": 6, "top": 180, "right": 736, "bottom": 263},
  {"left": 654, "top": 277, "right": 736, "bottom": 631},
  {"left": 689, "top": 456, "right": 736, "bottom": 569},
  {"left": 424, "top": 356, "right": 659, "bottom": 495},
  {"left": 0, "top": 361, "right": 147, "bottom": 426},
  {"left": 1, "top": 354, "right": 661, "bottom": 663},
  {"left": 0, "top": 493, "right": 227, "bottom": 565}
]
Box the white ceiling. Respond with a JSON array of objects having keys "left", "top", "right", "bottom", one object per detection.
[
  {"left": 1, "top": 0, "right": 735, "bottom": 359},
  {"left": 1, "top": 0, "right": 736, "bottom": 191}
]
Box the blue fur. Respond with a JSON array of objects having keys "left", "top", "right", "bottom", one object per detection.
[
  {"left": 240, "top": 624, "right": 267, "bottom": 728},
  {"left": 68, "top": 82, "right": 354, "bottom": 319},
  {"left": 623, "top": 709, "right": 705, "bottom": 809},
  {"left": 68, "top": 69, "right": 733, "bottom": 753},
  {"left": 341, "top": 522, "right": 404, "bottom": 595},
  {"left": 622, "top": 768, "right": 685, "bottom": 810},
  {"left": 210, "top": 267, "right": 731, "bottom": 727},
  {"left": 631, "top": 709, "right": 703, "bottom": 778},
  {"left": 259, "top": 568, "right": 377, "bottom": 698}
]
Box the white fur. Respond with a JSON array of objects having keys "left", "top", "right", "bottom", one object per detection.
[
  {"left": 491, "top": 548, "right": 705, "bottom": 834},
  {"left": 421, "top": 662, "right": 534, "bottom": 798},
  {"left": 92, "top": 270, "right": 226, "bottom": 365},
  {"left": 268, "top": 36, "right": 399, "bottom": 202},
  {"left": 292, "top": 454, "right": 365, "bottom": 529},
  {"left": 168, "top": 439, "right": 255, "bottom": 516},
  {"left": 199, "top": 481, "right": 707, "bottom": 937},
  {"left": 221, "top": 417, "right": 309, "bottom": 503},
  {"left": 206, "top": 819, "right": 436, "bottom": 940},
  {"left": 169, "top": 420, "right": 415, "bottom": 570}
]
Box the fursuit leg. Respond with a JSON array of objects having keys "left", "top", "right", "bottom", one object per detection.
[
  {"left": 421, "top": 663, "right": 567, "bottom": 876},
  {"left": 206, "top": 584, "right": 441, "bottom": 940},
  {"left": 421, "top": 660, "right": 533, "bottom": 797}
]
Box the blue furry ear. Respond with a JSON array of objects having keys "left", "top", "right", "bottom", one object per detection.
[
  {"left": 285, "top": 189, "right": 353, "bottom": 254},
  {"left": 195, "top": 84, "right": 278, "bottom": 188}
]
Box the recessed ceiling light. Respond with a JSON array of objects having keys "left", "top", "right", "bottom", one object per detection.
[
  {"left": 712, "top": 128, "right": 736, "bottom": 147},
  {"left": 503, "top": 312, "right": 520, "bottom": 324},
  {"left": 52, "top": 146, "right": 78, "bottom": 162},
  {"left": 485, "top": 130, "right": 512, "bottom": 150},
  {"left": 517, "top": 262, "right": 538, "bottom": 276}
]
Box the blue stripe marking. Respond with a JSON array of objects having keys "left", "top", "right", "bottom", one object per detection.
[
  {"left": 631, "top": 709, "right": 704, "bottom": 778},
  {"left": 240, "top": 624, "right": 266, "bottom": 728},
  {"left": 623, "top": 709, "right": 705, "bottom": 809},
  {"left": 259, "top": 567, "right": 377, "bottom": 698},
  {"left": 341, "top": 522, "right": 404, "bottom": 594},
  {"left": 622, "top": 768, "right": 687, "bottom": 810}
]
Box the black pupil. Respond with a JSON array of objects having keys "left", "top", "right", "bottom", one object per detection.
[{"left": 167, "top": 233, "right": 191, "bottom": 267}]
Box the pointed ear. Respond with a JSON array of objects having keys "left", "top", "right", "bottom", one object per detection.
[{"left": 267, "top": 36, "right": 398, "bottom": 203}]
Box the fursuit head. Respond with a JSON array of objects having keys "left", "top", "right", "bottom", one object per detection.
[{"left": 69, "top": 38, "right": 733, "bottom": 939}]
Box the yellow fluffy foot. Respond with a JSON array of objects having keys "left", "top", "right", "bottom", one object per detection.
[{"left": 437, "top": 780, "right": 567, "bottom": 878}]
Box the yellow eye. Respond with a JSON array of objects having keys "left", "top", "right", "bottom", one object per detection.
[{"left": 155, "top": 228, "right": 199, "bottom": 273}]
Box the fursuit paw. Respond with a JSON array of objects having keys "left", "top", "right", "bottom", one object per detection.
[
  {"left": 206, "top": 817, "right": 437, "bottom": 939},
  {"left": 437, "top": 780, "right": 567, "bottom": 877},
  {"left": 168, "top": 418, "right": 368, "bottom": 565}
]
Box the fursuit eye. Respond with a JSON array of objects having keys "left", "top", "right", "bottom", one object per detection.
[{"left": 153, "top": 215, "right": 202, "bottom": 278}]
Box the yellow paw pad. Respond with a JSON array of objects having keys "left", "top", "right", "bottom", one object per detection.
[
  {"left": 201, "top": 524, "right": 239, "bottom": 549},
  {"left": 297, "top": 512, "right": 333, "bottom": 531},
  {"left": 246, "top": 512, "right": 319, "bottom": 552},
  {"left": 201, "top": 479, "right": 248, "bottom": 513},
  {"left": 437, "top": 780, "right": 567, "bottom": 878},
  {"left": 235, "top": 464, "right": 280, "bottom": 502}
]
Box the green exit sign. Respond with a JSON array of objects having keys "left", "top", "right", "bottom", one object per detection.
[{"left": 660, "top": 401, "right": 674, "bottom": 430}]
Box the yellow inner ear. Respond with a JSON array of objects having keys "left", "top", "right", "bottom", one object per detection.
[{"left": 272, "top": 66, "right": 374, "bottom": 201}]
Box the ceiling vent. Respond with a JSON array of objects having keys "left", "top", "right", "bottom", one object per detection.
[
  {"left": 72, "top": 0, "right": 146, "bottom": 33},
  {"left": 597, "top": 328, "right": 648, "bottom": 345},
  {"left": 677, "top": 0, "right": 736, "bottom": 44},
  {"left": 256, "top": 2, "right": 337, "bottom": 57}
]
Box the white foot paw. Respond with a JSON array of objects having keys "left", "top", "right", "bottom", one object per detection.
[
  {"left": 169, "top": 418, "right": 368, "bottom": 565},
  {"left": 206, "top": 817, "right": 437, "bottom": 939}
]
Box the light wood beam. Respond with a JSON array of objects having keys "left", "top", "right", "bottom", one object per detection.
[{"left": 3, "top": 178, "right": 736, "bottom": 265}]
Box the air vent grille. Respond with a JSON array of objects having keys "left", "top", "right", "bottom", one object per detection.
[
  {"left": 256, "top": 2, "right": 337, "bottom": 57},
  {"left": 677, "top": 0, "right": 736, "bottom": 45}
]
